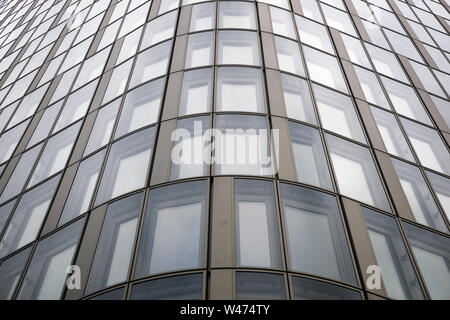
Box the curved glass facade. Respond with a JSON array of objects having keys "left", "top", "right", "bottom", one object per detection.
[{"left": 0, "top": 0, "right": 449, "bottom": 300}]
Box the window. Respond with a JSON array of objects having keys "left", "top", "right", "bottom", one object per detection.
[
  {"left": 292, "top": 276, "right": 361, "bottom": 300},
  {"left": 0, "top": 144, "right": 42, "bottom": 204},
  {"left": 73, "top": 46, "right": 110, "bottom": 90},
  {"left": 159, "top": 0, "right": 179, "bottom": 14},
  {"left": 362, "top": 207, "right": 425, "bottom": 300},
  {"left": 59, "top": 150, "right": 106, "bottom": 226},
  {"left": 403, "top": 222, "right": 450, "bottom": 299},
  {"left": 49, "top": 66, "right": 80, "bottom": 105},
  {"left": 190, "top": 2, "right": 215, "bottom": 32},
  {"left": 303, "top": 46, "right": 348, "bottom": 93},
  {"left": 370, "top": 106, "right": 415, "bottom": 161},
  {"left": 117, "top": 27, "right": 142, "bottom": 65},
  {"left": 170, "top": 116, "right": 210, "bottom": 180},
  {"left": 217, "top": 31, "right": 260, "bottom": 66},
  {"left": 401, "top": 118, "right": 450, "bottom": 175},
  {"left": 313, "top": 84, "right": 366, "bottom": 143},
  {"left": 129, "top": 40, "right": 171, "bottom": 89},
  {"left": 0, "top": 119, "right": 30, "bottom": 164},
  {"left": 52, "top": 79, "right": 98, "bottom": 133},
  {"left": 320, "top": 3, "right": 357, "bottom": 36},
  {"left": 216, "top": 67, "right": 265, "bottom": 113},
  {"left": 114, "top": 78, "right": 164, "bottom": 138},
  {"left": 185, "top": 31, "right": 214, "bottom": 69},
  {"left": 134, "top": 181, "right": 207, "bottom": 277},
  {"left": 259, "top": 0, "right": 290, "bottom": 9},
  {"left": 381, "top": 76, "right": 432, "bottom": 125},
  {"left": 430, "top": 95, "right": 450, "bottom": 130},
  {"left": 270, "top": 6, "right": 296, "bottom": 39},
  {"left": 392, "top": 158, "right": 448, "bottom": 233},
  {"left": 214, "top": 115, "right": 272, "bottom": 176},
  {"left": 298, "top": 0, "right": 323, "bottom": 23},
  {"left": 102, "top": 59, "right": 133, "bottom": 104},
  {"left": 236, "top": 272, "right": 286, "bottom": 300},
  {"left": 28, "top": 122, "right": 81, "bottom": 187},
  {"left": 86, "top": 193, "right": 144, "bottom": 294},
  {"left": 27, "top": 102, "right": 62, "bottom": 148},
  {"left": 280, "top": 183, "right": 357, "bottom": 284},
  {"left": 95, "top": 127, "right": 155, "bottom": 205},
  {"left": 295, "top": 15, "right": 334, "bottom": 54},
  {"left": 0, "top": 175, "right": 60, "bottom": 259},
  {"left": 179, "top": 68, "right": 213, "bottom": 116},
  {"left": 141, "top": 10, "right": 177, "bottom": 49},
  {"left": 280, "top": 73, "right": 316, "bottom": 124},
  {"left": 326, "top": 134, "right": 391, "bottom": 211},
  {"left": 118, "top": 2, "right": 150, "bottom": 39},
  {"left": 360, "top": 20, "right": 390, "bottom": 49},
  {"left": 274, "top": 36, "right": 305, "bottom": 76},
  {"left": 353, "top": 66, "right": 390, "bottom": 109},
  {"left": 426, "top": 171, "right": 450, "bottom": 223},
  {"left": 0, "top": 247, "right": 32, "bottom": 300},
  {"left": 365, "top": 44, "right": 409, "bottom": 83},
  {"left": 130, "top": 273, "right": 203, "bottom": 300},
  {"left": 0, "top": 200, "right": 15, "bottom": 236},
  {"left": 234, "top": 179, "right": 281, "bottom": 268},
  {"left": 340, "top": 33, "right": 372, "bottom": 69},
  {"left": 16, "top": 218, "right": 85, "bottom": 300},
  {"left": 218, "top": 1, "right": 256, "bottom": 30},
  {"left": 84, "top": 99, "right": 120, "bottom": 156},
  {"left": 289, "top": 122, "right": 333, "bottom": 190},
  {"left": 384, "top": 29, "right": 423, "bottom": 63}
]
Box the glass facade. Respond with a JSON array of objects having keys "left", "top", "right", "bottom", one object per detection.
[{"left": 0, "top": 0, "right": 448, "bottom": 300}]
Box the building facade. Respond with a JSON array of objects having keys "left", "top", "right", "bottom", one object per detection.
[{"left": 0, "top": 0, "right": 449, "bottom": 300}]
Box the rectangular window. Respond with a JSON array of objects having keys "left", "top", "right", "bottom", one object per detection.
[
  {"left": 280, "top": 73, "right": 316, "bottom": 124},
  {"left": 289, "top": 122, "right": 333, "bottom": 190},
  {"left": 0, "top": 247, "right": 31, "bottom": 300},
  {"left": 234, "top": 179, "right": 281, "bottom": 268},
  {"left": 236, "top": 272, "right": 286, "bottom": 300},
  {"left": 86, "top": 193, "right": 143, "bottom": 294},
  {"left": 114, "top": 79, "right": 164, "bottom": 139},
  {"left": 179, "top": 68, "right": 213, "bottom": 116},
  {"left": 16, "top": 218, "right": 84, "bottom": 300},
  {"left": 295, "top": 15, "right": 334, "bottom": 54},
  {"left": 185, "top": 32, "right": 214, "bottom": 69},
  {"left": 219, "top": 1, "right": 256, "bottom": 30},
  {"left": 218, "top": 30, "right": 260, "bottom": 66},
  {"left": 134, "top": 181, "right": 207, "bottom": 277},
  {"left": 190, "top": 2, "right": 215, "bottom": 32},
  {"left": 326, "top": 134, "right": 391, "bottom": 211},
  {"left": 274, "top": 36, "right": 305, "bottom": 76},
  {"left": 95, "top": 127, "right": 155, "bottom": 206},
  {"left": 362, "top": 207, "right": 424, "bottom": 300},
  {"left": 280, "top": 183, "right": 356, "bottom": 284},
  {"left": 292, "top": 276, "right": 361, "bottom": 300},
  {"left": 216, "top": 67, "right": 265, "bottom": 113},
  {"left": 426, "top": 171, "right": 450, "bottom": 223},
  {"left": 214, "top": 115, "right": 272, "bottom": 176},
  {"left": 270, "top": 6, "right": 296, "bottom": 39},
  {"left": 0, "top": 175, "right": 60, "bottom": 259},
  {"left": 141, "top": 10, "right": 177, "bottom": 49}
]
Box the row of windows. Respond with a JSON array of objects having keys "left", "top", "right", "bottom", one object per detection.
[{"left": 0, "top": 179, "right": 449, "bottom": 299}]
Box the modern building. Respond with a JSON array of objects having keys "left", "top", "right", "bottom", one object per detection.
[{"left": 0, "top": 0, "right": 449, "bottom": 300}]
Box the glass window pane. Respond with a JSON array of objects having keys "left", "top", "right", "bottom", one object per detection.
[
  {"left": 216, "top": 67, "right": 265, "bottom": 113},
  {"left": 0, "top": 247, "right": 32, "bottom": 300},
  {"left": 141, "top": 10, "right": 177, "bottom": 49},
  {"left": 340, "top": 33, "right": 372, "bottom": 69},
  {"left": 214, "top": 115, "right": 272, "bottom": 176},
  {"left": 218, "top": 31, "right": 260, "bottom": 66},
  {"left": 95, "top": 127, "right": 155, "bottom": 205},
  {"left": 185, "top": 31, "right": 214, "bottom": 69},
  {"left": 236, "top": 272, "right": 286, "bottom": 300},
  {"left": 292, "top": 276, "right": 361, "bottom": 300},
  {"left": 102, "top": 59, "right": 133, "bottom": 104},
  {"left": 0, "top": 175, "right": 60, "bottom": 259},
  {"left": 270, "top": 6, "right": 296, "bottom": 39},
  {"left": 401, "top": 118, "right": 450, "bottom": 175},
  {"left": 362, "top": 207, "right": 424, "bottom": 300},
  {"left": 280, "top": 183, "right": 357, "bottom": 284},
  {"left": 86, "top": 193, "right": 143, "bottom": 294},
  {"left": 27, "top": 102, "right": 62, "bottom": 148},
  {"left": 170, "top": 116, "right": 209, "bottom": 180},
  {"left": 298, "top": 0, "right": 323, "bottom": 22},
  {"left": 16, "top": 218, "right": 85, "bottom": 300},
  {"left": 130, "top": 273, "right": 203, "bottom": 300},
  {"left": 274, "top": 36, "right": 305, "bottom": 76},
  {"left": 303, "top": 46, "right": 348, "bottom": 93},
  {"left": 320, "top": 3, "right": 357, "bottom": 36},
  {"left": 117, "top": 27, "right": 143, "bottom": 65},
  {"left": 129, "top": 40, "right": 171, "bottom": 89},
  {"left": 370, "top": 106, "right": 415, "bottom": 161},
  {"left": 0, "top": 119, "right": 30, "bottom": 164},
  {"left": 114, "top": 78, "right": 164, "bottom": 138},
  {"left": 353, "top": 65, "right": 390, "bottom": 109},
  {"left": 392, "top": 158, "right": 448, "bottom": 233},
  {"left": 326, "top": 134, "right": 391, "bottom": 211},
  {"left": 280, "top": 73, "right": 316, "bottom": 124},
  {"left": 313, "top": 84, "right": 366, "bottom": 143},
  {"left": 179, "top": 68, "right": 213, "bottom": 116},
  {"left": 289, "top": 122, "right": 333, "bottom": 190},
  {"left": 403, "top": 222, "right": 450, "bottom": 300},
  {"left": 28, "top": 122, "right": 81, "bottom": 188},
  {"left": 0, "top": 200, "right": 15, "bottom": 236},
  {"left": 426, "top": 171, "right": 450, "bottom": 223},
  {"left": 218, "top": 1, "right": 256, "bottom": 30},
  {"left": 135, "top": 180, "right": 207, "bottom": 277},
  {"left": 190, "top": 2, "right": 215, "bottom": 32},
  {"left": 365, "top": 44, "right": 409, "bottom": 83},
  {"left": 59, "top": 150, "right": 106, "bottom": 225},
  {"left": 234, "top": 179, "right": 281, "bottom": 268},
  {"left": 295, "top": 15, "right": 334, "bottom": 54},
  {"left": 84, "top": 99, "right": 121, "bottom": 156}
]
